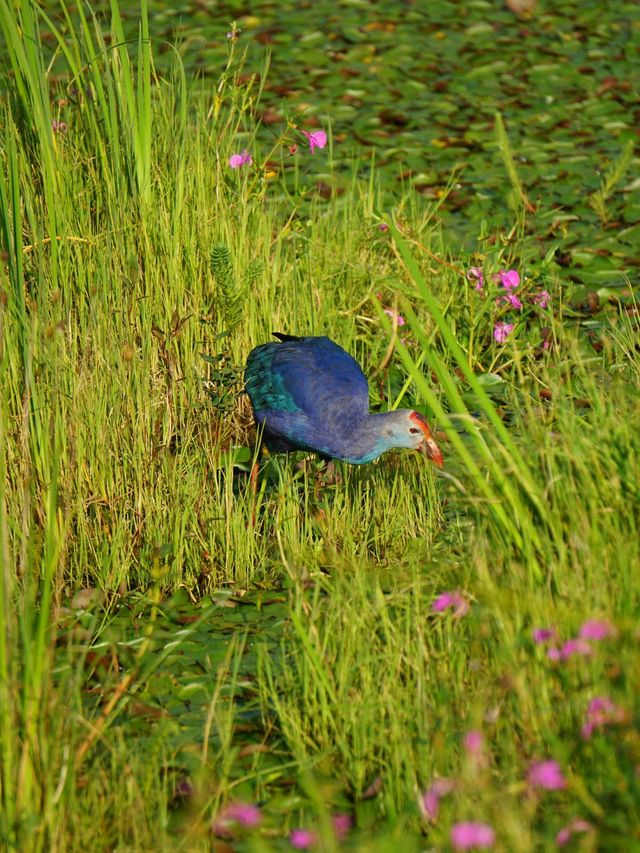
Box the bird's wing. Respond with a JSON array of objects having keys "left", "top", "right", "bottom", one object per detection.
[{"left": 244, "top": 336, "right": 369, "bottom": 420}]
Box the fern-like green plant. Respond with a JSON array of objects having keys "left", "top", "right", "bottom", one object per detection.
[{"left": 210, "top": 244, "right": 243, "bottom": 331}]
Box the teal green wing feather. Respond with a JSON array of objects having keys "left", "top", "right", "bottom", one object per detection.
[{"left": 244, "top": 343, "right": 302, "bottom": 414}]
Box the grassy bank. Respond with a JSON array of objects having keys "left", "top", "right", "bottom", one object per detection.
[{"left": 1, "top": 1, "right": 639, "bottom": 850}]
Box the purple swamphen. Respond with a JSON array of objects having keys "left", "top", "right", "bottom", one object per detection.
[{"left": 245, "top": 333, "right": 443, "bottom": 467}]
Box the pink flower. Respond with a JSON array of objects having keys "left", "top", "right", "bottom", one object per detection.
[
  {"left": 432, "top": 590, "right": 470, "bottom": 618},
  {"left": 548, "top": 638, "right": 592, "bottom": 661},
  {"left": 463, "top": 729, "right": 487, "bottom": 770},
  {"left": 225, "top": 802, "right": 262, "bottom": 826},
  {"left": 229, "top": 150, "right": 252, "bottom": 168},
  {"left": 493, "top": 322, "right": 514, "bottom": 343},
  {"left": 451, "top": 822, "right": 495, "bottom": 850},
  {"left": 378, "top": 222, "right": 389, "bottom": 232},
  {"left": 556, "top": 818, "right": 592, "bottom": 846},
  {"left": 495, "top": 269, "right": 520, "bottom": 290},
  {"left": 420, "top": 778, "right": 455, "bottom": 821},
  {"left": 497, "top": 292, "right": 523, "bottom": 310},
  {"left": 533, "top": 627, "right": 557, "bottom": 644},
  {"left": 590, "top": 696, "right": 617, "bottom": 715},
  {"left": 579, "top": 619, "right": 616, "bottom": 641},
  {"left": 527, "top": 760, "right": 566, "bottom": 790},
  {"left": 582, "top": 696, "right": 626, "bottom": 739},
  {"left": 213, "top": 801, "right": 262, "bottom": 836},
  {"left": 289, "top": 828, "right": 318, "bottom": 849},
  {"left": 559, "top": 638, "right": 592, "bottom": 659},
  {"left": 302, "top": 129, "right": 327, "bottom": 154},
  {"left": 533, "top": 290, "right": 550, "bottom": 308},
  {"left": 383, "top": 308, "right": 406, "bottom": 327},
  {"left": 467, "top": 267, "right": 484, "bottom": 291},
  {"left": 463, "top": 730, "right": 484, "bottom": 758},
  {"left": 331, "top": 813, "right": 352, "bottom": 841},
  {"left": 494, "top": 269, "right": 522, "bottom": 308}
]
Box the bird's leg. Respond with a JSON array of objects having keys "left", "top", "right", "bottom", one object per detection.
[
  {"left": 311, "top": 459, "right": 341, "bottom": 502},
  {"left": 322, "top": 459, "right": 342, "bottom": 486},
  {"left": 294, "top": 456, "right": 342, "bottom": 487},
  {"left": 248, "top": 440, "right": 268, "bottom": 526}
]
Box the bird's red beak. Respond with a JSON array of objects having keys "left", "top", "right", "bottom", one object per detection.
[
  {"left": 410, "top": 412, "right": 444, "bottom": 468},
  {"left": 420, "top": 435, "right": 444, "bottom": 468}
]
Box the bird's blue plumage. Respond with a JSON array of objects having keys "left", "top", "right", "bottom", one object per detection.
[
  {"left": 244, "top": 333, "right": 443, "bottom": 466},
  {"left": 246, "top": 335, "right": 368, "bottom": 416}
]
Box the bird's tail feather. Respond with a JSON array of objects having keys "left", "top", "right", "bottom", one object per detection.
[{"left": 272, "top": 332, "right": 301, "bottom": 342}]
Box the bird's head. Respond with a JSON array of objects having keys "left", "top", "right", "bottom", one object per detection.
[{"left": 382, "top": 410, "right": 444, "bottom": 467}]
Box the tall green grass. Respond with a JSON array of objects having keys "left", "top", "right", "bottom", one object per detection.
[{"left": 1, "top": 0, "right": 639, "bottom": 849}]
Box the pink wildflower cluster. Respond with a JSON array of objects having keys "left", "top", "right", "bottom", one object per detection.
[
  {"left": 581, "top": 696, "right": 626, "bottom": 740},
  {"left": 555, "top": 818, "right": 593, "bottom": 846},
  {"left": 289, "top": 828, "right": 318, "bottom": 849},
  {"left": 579, "top": 619, "right": 617, "bottom": 641},
  {"left": 534, "top": 618, "right": 616, "bottom": 661},
  {"left": 213, "top": 801, "right": 262, "bottom": 837},
  {"left": 288, "top": 814, "right": 352, "bottom": 849},
  {"left": 527, "top": 759, "right": 566, "bottom": 791},
  {"left": 383, "top": 308, "right": 406, "bottom": 327},
  {"left": 463, "top": 729, "right": 485, "bottom": 763},
  {"left": 532, "top": 289, "right": 550, "bottom": 309},
  {"left": 229, "top": 150, "right": 252, "bottom": 169},
  {"left": 495, "top": 269, "right": 522, "bottom": 310},
  {"left": 451, "top": 822, "right": 495, "bottom": 850},
  {"left": 229, "top": 127, "right": 326, "bottom": 169},
  {"left": 547, "top": 638, "right": 592, "bottom": 661},
  {"left": 495, "top": 269, "right": 519, "bottom": 290},
  {"left": 420, "top": 753, "right": 573, "bottom": 848},
  {"left": 420, "top": 778, "right": 455, "bottom": 821},
  {"left": 302, "top": 129, "right": 327, "bottom": 154},
  {"left": 532, "top": 627, "right": 557, "bottom": 644},
  {"left": 493, "top": 269, "right": 521, "bottom": 342},
  {"left": 332, "top": 813, "right": 352, "bottom": 842},
  {"left": 493, "top": 322, "right": 514, "bottom": 343},
  {"left": 465, "top": 264, "right": 551, "bottom": 343},
  {"left": 461, "top": 728, "right": 489, "bottom": 769},
  {"left": 466, "top": 266, "right": 484, "bottom": 292},
  {"left": 431, "top": 590, "right": 470, "bottom": 618}
]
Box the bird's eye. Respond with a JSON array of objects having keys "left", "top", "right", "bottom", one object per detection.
[{"left": 409, "top": 427, "right": 420, "bottom": 435}]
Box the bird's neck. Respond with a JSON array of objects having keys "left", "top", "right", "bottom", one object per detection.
[{"left": 335, "top": 411, "right": 399, "bottom": 464}]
